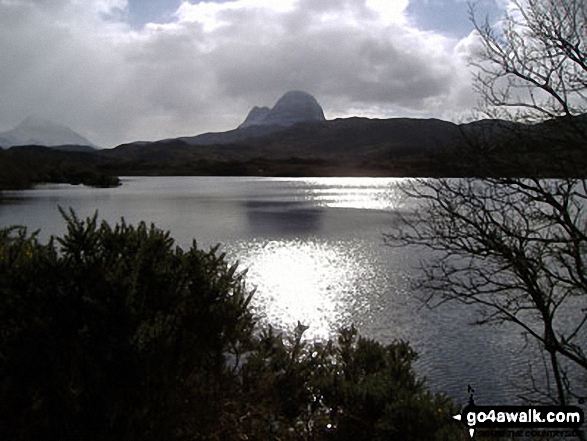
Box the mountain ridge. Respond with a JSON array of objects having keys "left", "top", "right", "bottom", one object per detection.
[
  {"left": 2, "top": 112, "right": 585, "bottom": 192},
  {"left": 2, "top": 92, "right": 586, "bottom": 190}
]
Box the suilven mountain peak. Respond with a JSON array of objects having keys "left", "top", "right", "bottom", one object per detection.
[{"left": 238, "top": 91, "right": 325, "bottom": 129}]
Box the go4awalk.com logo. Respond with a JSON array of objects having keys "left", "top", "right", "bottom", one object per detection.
[{"left": 453, "top": 404, "right": 584, "bottom": 438}]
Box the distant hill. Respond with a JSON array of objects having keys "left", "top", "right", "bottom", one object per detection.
[
  {"left": 106, "top": 117, "right": 462, "bottom": 162},
  {"left": 0, "top": 117, "right": 97, "bottom": 150},
  {"left": 99, "top": 113, "right": 586, "bottom": 178}
]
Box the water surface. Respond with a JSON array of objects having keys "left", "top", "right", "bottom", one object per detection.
[{"left": 0, "top": 176, "right": 551, "bottom": 405}]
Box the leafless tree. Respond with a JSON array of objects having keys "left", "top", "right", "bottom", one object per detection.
[
  {"left": 387, "top": 0, "right": 587, "bottom": 406},
  {"left": 471, "top": 0, "right": 586, "bottom": 122}
]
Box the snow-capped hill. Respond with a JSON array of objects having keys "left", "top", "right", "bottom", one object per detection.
[{"left": 0, "top": 117, "right": 97, "bottom": 148}]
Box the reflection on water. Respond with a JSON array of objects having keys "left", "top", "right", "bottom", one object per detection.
[
  {"left": 244, "top": 201, "right": 323, "bottom": 236},
  {"left": 228, "top": 239, "right": 371, "bottom": 339},
  {"left": 303, "top": 177, "right": 407, "bottom": 210}
]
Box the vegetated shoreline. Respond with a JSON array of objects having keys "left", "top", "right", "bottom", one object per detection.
[
  {"left": 2, "top": 112, "right": 586, "bottom": 190},
  {"left": 0, "top": 145, "right": 120, "bottom": 190},
  {"left": 1, "top": 136, "right": 586, "bottom": 191}
]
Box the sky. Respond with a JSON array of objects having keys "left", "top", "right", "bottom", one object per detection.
[{"left": 0, "top": 0, "right": 505, "bottom": 148}]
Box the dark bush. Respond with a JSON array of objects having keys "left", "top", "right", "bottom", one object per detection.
[
  {"left": 0, "top": 212, "right": 464, "bottom": 440},
  {"left": 0, "top": 210, "right": 254, "bottom": 440}
]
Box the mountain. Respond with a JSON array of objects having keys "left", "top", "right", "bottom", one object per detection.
[
  {"left": 176, "top": 91, "right": 326, "bottom": 146},
  {"left": 239, "top": 106, "right": 271, "bottom": 128},
  {"left": 0, "top": 117, "right": 97, "bottom": 150},
  {"left": 238, "top": 91, "right": 326, "bottom": 128}
]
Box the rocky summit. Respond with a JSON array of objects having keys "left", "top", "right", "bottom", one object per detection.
[{"left": 238, "top": 91, "right": 325, "bottom": 129}]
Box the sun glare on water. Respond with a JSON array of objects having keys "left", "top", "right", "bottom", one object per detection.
[{"left": 235, "top": 238, "right": 370, "bottom": 339}]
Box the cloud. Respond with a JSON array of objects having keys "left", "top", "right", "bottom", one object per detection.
[{"left": 0, "top": 0, "right": 484, "bottom": 147}]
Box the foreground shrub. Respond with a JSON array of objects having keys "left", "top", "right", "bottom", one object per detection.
[
  {"left": 234, "top": 325, "right": 463, "bottom": 441},
  {"left": 0, "top": 212, "right": 464, "bottom": 440}
]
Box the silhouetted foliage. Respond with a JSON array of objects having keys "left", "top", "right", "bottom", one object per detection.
[
  {"left": 0, "top": 210, "right": 255, "bottom": 440},
  {"left": 0, "top": 147, "right": 119, "bottom": 190},
  {"left": 0, "top": 213, "right": 464, "bottom": 440}
]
